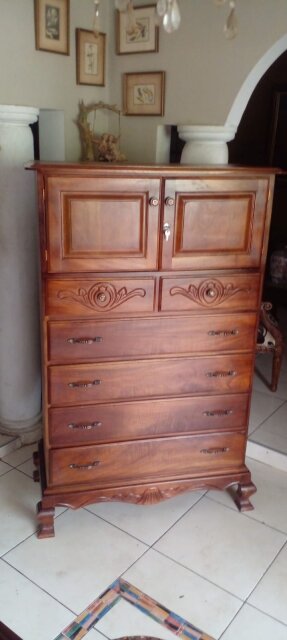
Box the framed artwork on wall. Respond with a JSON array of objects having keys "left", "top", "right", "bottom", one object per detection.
[
  {"left": 76, "top": 29, "right": 106, "bottom": 86},
  {"left": 268, "top": 89, "right": 287, "bottom": 168},
  {"left": 34, "top": 0, "right": 70, "bottom": 55},
  {"left": 116, "top": 4, "right": 159, "bottom": 55},
  {"left": 123, "top": 71, "right": 165, "bottom": 116}
]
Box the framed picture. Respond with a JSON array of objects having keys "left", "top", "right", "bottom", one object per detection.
[
  {"left": 34, "top": 0, "right": 69, "bottom": 55},
  {"left": 268, "top": 89, "right": 287, "bottom": 168},
  {"left": 76, "top": 29, "right": 106, "bottom": 86},
  {"left": 116, "top": 4, "right": 159, "bottom": 55},
  {"left": 123, "top": 71, "right": 165, "bottom": 116}
]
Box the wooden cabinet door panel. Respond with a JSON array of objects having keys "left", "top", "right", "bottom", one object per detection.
[
  {"left": 48, "top": 354, "right": 253, "bottom": 405},
  {"left": 47, "top": 313, "right": 257, "bottom": 363},
  {"left": 49, "top": 432, "right": 246, "bottom": 487},
  {"left": 49, "top": 393, "right": 250, "bottom": 446},
  {"left": 161, "top": 177, "right": 271, "bottom": 270},
  {"left": 45, "top": 176, "right": 160, "bottom": 272}
]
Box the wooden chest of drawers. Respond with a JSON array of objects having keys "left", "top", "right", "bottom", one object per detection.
[{"left": 31, "top": 163, "right": 275, "bottom": 538}]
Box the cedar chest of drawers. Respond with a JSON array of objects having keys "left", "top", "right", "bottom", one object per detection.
[{"left": 31, "top": 163, "right": 276, "bottom": 538}]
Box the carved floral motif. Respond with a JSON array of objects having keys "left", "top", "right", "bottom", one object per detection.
[
  {"left": 57, "top": 281, "right": 146, "bottom": 311},
  {"left": 170, "top": 278, "right": 250, "bottom": 307}
]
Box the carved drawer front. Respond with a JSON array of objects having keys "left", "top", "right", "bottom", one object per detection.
[
  {"left": 45, "top": 176, "right": 160, "bottom": 272},
  {"left": 161, "top": 176, "right": 270, "bottom": 270},
  {"left": 48, "top": 354, "right": 253, "bottom": 406},
  {"left": 160, "top": 274, "right": 260, "bottom": 313},
  {"left": 49, "top": 432, "right": 246, "bottom": 487},
  {"left": 47, "top": 313, "right": 257, "bottom": 363},
  {"left": 49, "top": 393, "right": 250, "bottom": 447},
  {"left": 46, "top": 278, "right": 156, "bottom": 317}
]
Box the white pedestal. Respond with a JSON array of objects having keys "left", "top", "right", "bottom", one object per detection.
[
  {"left": 0, "top": 105, "right": 42, "bottom": 438},
  {"left": 177, "top": 124, "right": 237, "bottom": 164}
]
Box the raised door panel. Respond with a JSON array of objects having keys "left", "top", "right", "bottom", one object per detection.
[
  {"left": 45, "top": 176, "right": 160, "bottom": 272},
  {"left": 161, "top": 177, "right": 271, "bottom": 270}
]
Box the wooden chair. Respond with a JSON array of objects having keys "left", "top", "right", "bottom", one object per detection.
[{"left": 256, "top": 301, "right": 284, "bottom": 392}]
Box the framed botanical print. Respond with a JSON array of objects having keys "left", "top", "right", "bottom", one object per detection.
[
  {"left": 34, "top": 0, "right": 69, "bottom": 55},
  {"left": 123, "top": 71, "right": 165, "bottom": 116},
  {"left": 76, "top": 29, "right": 106, "bottom": 86},
  {"left": 116, "top": 4, "right": 159, "bottom": 54}
]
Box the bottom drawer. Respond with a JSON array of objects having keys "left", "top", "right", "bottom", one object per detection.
[{"left": 49, "top": 432, "right": 246, "bottom": 487}]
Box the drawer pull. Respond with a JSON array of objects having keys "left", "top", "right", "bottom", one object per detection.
[
  {"left": 200, "top": 447, "right": 230, "bottom": 455},
  {"left": 208, "top": 329, "right": 239, "bottom": 337},
  {"left": 69, "top": 461, "right": 100, "bottom": 470},
  {"left": 67, "top": 337, "right": 103, "bottom": 345},
  {"left": 149, "top": 197, "right": 159, "bottom": 206},
  {"left": 206, "top": 370, "right": 237, "bottom": 378},
  {"left": 68, "top": 421, "right": 102, "bottom": 430},
  {"left": 68, "top": 380, "right": 101, "bottom": 389},
  {"left": 203, "top": 410, "right": 233, "bottom": 417}
]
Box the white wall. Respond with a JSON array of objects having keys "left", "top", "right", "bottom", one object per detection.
[
  {"left": 110, "top": 0, "right": 287, "bottom": 162},
  {"left": 0, "top": 0, "right": 113, "bottom": 160},
  {"left": 1, "top": 0, "right": 287, "bottom": 162}
]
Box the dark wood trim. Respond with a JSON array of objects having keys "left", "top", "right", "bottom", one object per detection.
[{"left": 0, "top": 622, "right": 22, "bottom": 640}]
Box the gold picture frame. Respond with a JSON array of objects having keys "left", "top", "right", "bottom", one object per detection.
[
  {"left": 123, "top": 71, "right": 165, "bottom": 116},
  {"left": 34, "top": 0, "right": 69, "bottom": 55},
  {"left": 76, "top": 29, "right": 106, "bottom": 86},
  {"left": 116, "top": 4, "right": 159, "bottom": 55}
]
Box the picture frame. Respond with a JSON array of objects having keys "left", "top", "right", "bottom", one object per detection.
[
  {"left": 268, "top": 89, "right": 287, "bottom": 168},
  {"left": 34, "top": 0, "right": 69, "bottom": 55},
  {"left": 116, "top": 4, "right": 159, "bottom": 55},
  {"left": 76, "top": 29, "right": 106, "bottom": 86},
  {"left": 123, "top": 71, "right": 165, "bottom": 116}
]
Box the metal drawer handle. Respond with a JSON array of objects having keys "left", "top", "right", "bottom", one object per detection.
[
  {"left": 68, "top": 421, "right": 102, "bottom": 430},
  {"left": 203, "top": 410, "right": 233, "bottom": 417},
  {"left": 208, "top": 330, "right": 239, "bottom": 337},
  {"left": 206, "top": 370, "right": 237, "bottom": 378},
  {"left": 163, "top": 222, "right": 171, "bottom": 242},
  {"left": 165, "top": 197, "right": 174, "bottom": 206},
  {"left": 69, "top": 461, "right": 100, "bottom": 470},
  {"left": 68, "top": 380, "right": 101, "bottom": 389},
  {"left": 200, "top": 447, "right": 230, "bottom": 455},
  {"left": 67, "top": 337, "right": 103, "bottom": 345}
]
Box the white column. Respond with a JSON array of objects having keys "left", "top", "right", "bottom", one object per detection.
[
  {"left": 0, "top": 105, "right": 41, "bottom": 440},
  {"left": 177, "top": 124, "right": 237, "bottom": 164}
]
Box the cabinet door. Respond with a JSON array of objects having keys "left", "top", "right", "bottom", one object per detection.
[
  {"left": 160, "top": 177, "right": 271, "bottom": 270},
  {"left": 45, "top": 176, "right": 160, "bottom": 272}
]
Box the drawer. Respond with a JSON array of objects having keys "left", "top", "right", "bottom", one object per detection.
[
  {"left": 46, "top": 277, "right": 156, "bottom": 317},
  {"left": 49, "top": 432, "right": 247, "bottom": 487},
  {"left": 48, "top": 354, "right": 253, "bottom": 405},
  {"left": 160, "top": 274, "right": 261, "bottom": 313},
  {"left": 47, "top": 313, "right": 257, "bottom": 363},
  {"left": 49, "top": 394, "right": 250, "bottom": 446}
]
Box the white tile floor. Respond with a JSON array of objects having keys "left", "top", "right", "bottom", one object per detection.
[
  {"left": 1, "top": 308, "right": 287, "bottom": 640},
  {"left": 0, "top": 441, "right": 287, "bottom": 640}
]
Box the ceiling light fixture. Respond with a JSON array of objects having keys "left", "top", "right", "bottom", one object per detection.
[{"left": 94, "top": 0, "right": 238, "bottom": 39}]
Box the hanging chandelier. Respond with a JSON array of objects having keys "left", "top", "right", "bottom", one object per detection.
[{"left": 93, "top": 0, "right": 238, "bottom": 39}]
